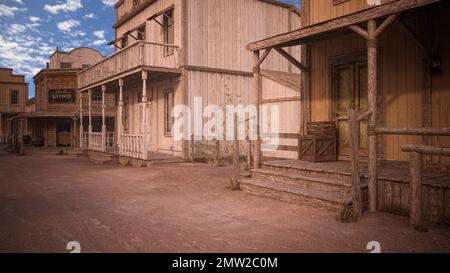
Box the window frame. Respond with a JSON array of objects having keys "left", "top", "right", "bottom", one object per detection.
[
  {"left": 10, "top": 89, "right": 18, "bottom": 105},
  {"left": 163, "top": 9, "right": 175, "bottom": 56},
  {"left": 164, "top": 89, "right": 174, "bottom": 137}
]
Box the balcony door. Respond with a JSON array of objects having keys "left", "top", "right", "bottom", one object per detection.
[{"left": 332, "top": 61, "right": 369, "bottom": 157}]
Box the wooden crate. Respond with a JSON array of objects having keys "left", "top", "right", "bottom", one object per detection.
[{"left": 299, "top": 122, "right": 337, "bottom": 162}]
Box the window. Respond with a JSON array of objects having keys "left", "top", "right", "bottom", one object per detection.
[
  {"left": 121, "top": 36, "right": 128, "bottom": 49},
  {"left": 10, "top": 90, "right": 18, "bottom": 105},
  {"left": 164, "top": 89, "right": 174, "bottom": 135},
  {"left": 163, "top": 9, "right": 174, "bottom": 55},
  {"left": 92, "top": 90, "right": 103, "bottom": 102},
  {"left": 137, "top": 26, "right": 146, "bottom": 41},
  {"left": 60, "top": 62, "right": 72, "bottom": 69}
]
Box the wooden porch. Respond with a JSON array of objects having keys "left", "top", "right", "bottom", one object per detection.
[
  {"left": 240, "top": 158, "right": 450, "bottom": 225},
  {"left": 77, "top": 41, "right": 181, "bottom": 161}
]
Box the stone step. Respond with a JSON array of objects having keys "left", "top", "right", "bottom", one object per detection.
[
  {"left": 252, "top": 168, "right": 362, "bottom": 197},
  {"left": 239, "top": 178, "right": 346, "bottom": 212},
  {"left": 261, "top": 161, "right": 354, "bottom": 184},
  {"left": 67, "top": 149, "right": 88, "bottom": 158},
  {"left": 89, "top": 152, "right": 119, "bottom": 165}
]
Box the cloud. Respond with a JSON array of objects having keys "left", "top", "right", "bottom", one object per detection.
[
  {"left": 83, "top": 13, "right": 97, "bottom": 19},
  {"left": 8, "top": 24, "right": 27, "bottom": 34},
  {"left": 57, "top": 19, "right": 80, "bottom": 32},
  {"left": 13, "top": 0, "right": 24, "bottom": 5},
  {"left": 29, "top": 16, "right": 40, "bottom": 23},
  {"left": 93, "top": 31, "right": 105, "bottom": 39},
  {"left": 44, "top": 0, "right": 83, "bottom": 14},
  {"left": 0, "top": 4, "right": 27, "bottom": 17},
  {"left": 102, "top": 0, "right": 118, "bottom": 7}
]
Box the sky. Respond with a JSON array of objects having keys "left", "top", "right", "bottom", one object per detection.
[{"left": 0, "top": 0, "right": 300, "bottom": 98}]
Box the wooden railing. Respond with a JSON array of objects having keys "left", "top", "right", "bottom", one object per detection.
[
  {"left": 89, "top": 133, "right": 103, "bottom": 151},
  {"left": 401, "top": 145, "right": 450, "bottom": 230},
  {"left": 119, "top": 134, "right": 144, "bottom": 159},
  {"left": 106, "top": 132, "right": 116, "bottom": 147},
  {"left": 0, "top": 134, "right": 9, "bottom": 144},
  {"left": 78, "top": 41, "right": 180, "bottom": 90},
  {"left": 82, "top": 132, "right": 89, "bottom": 148},
  {"left": 349, "top": 112, "right": 450, "bottom": 229}
]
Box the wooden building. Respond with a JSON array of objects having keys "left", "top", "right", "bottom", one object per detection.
[
  {"left": 77, "top": 0, "right": 301, "bottom": 160},
  {"left": 0, "top": 68, "right": 28, "bottom": 144},
  {"left": 243, "top": 0, "right": 450, "bottom": 228},
  {"left": 14, "top": 47, "right": 115, "bottom": 150}
]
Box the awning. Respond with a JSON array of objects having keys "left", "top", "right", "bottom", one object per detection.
[{"left": 247, "top": 0, "right": 443, "bottom": 51}]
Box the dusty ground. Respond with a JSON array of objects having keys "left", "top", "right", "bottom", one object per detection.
[{"left": 0, "top": 151, "right": 449, "bottom": 253}]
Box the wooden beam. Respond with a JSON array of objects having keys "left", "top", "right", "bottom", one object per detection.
[
  {"left": 409, "top": 151, "right": 423, "bottom": 230},
  {"left": 274, "top": 47, "right": 308, "bottom": 72},
  {"left": 374, "top": 13, "right": 400, "bottom": 38},
  {"left": 395, "top": 19, "right": 431, "bottom": 57},
  {"left": 401, "top": 144, "right": 450, "bottom": 155},
  {"left": 375, "top": 127, "right": 450, "bottom": 136},
  {"left": 253, "top": 51, "right": 261, "bottom": 169},
  {"left": 349, "top": 109, "right": 362, "bottom": 219},
  {"left": 247, "top": 0, "right": 442, "bottom": 50},
  {"left": 367, "top": 19, "right": 378, "bottom": 213},
  {"left": 348, "top": 25, "right": 368, "bottom": 39},
  {"left": 255, "top": 48, "right": 272, "bottom": 67}
]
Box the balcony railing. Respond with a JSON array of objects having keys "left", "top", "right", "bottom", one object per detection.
[
  {"left": 78, "top": 41, "right": 180, "bottom": 90},
  {"left": 89, "top": 133, "right": 103, "bottom": 151}
]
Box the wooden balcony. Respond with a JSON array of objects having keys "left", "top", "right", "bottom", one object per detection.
[{"left": 78, "top": 41, "right": 180, "bottom": 91}]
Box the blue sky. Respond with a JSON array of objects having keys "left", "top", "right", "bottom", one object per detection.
[{"left": 0, "top": 0, "right": 300, "bottom": 98}]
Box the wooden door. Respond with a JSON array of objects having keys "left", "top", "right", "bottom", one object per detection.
[{"left": 333, "top": 61, "right": 368, "bottom": 157}]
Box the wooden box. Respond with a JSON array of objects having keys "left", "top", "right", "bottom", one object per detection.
[{"left": 299, "top": 122, "right": 337, "bottom": 162}]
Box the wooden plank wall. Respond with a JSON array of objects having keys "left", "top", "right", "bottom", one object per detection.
[
  {"left": 49, "top": 48, "right": 103, "bottom": 69},
  {"left": 261, "top": 76, "right": 301, "bottom": 159},
  {"left": 0, "top": 69, "right": 28, "bottom": 114},
  {"left": 115, "top": 0, "right": 180, "bottom": 50},
  {"left": 308, "top": 0, "right": 397, "bottom": 26},
  {"left": 308, "top": 8, "right": 450, "bottom": 164},
  {"left": 187, "top": 0, "right": 301, "bottom": 73}
]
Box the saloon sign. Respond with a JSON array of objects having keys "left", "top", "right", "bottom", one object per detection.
[{"left": 49, "top": 89, "right": 76, "bottom": 103}]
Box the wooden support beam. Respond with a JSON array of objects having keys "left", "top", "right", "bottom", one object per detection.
[
  {"left": 118, "top": 79, "right": 124, "bottom": 150},
  {"left": 88, "top": 89, "right": 92, "bottom": 148},
  {"left": 232, "top": 113, "right": 240, "bottom": 190},
  {"left": 367, "top": 19, "right": 378, "bottom": 213},
  {"left": 395, "top": 20, "right": 430, "bottom": 57},
  {"left": 375, "top": 127, "right": 450, "bottom": 136},
  {"left": 101, "top": 85, "right": 107, "bottom": 152},
  {"left": 409, "top": 151, "right": 422, "bottom": 230},
  {"left": 358, "top": 110, "right": 373, "bottom": 122},
  {"left": 79, "top": 92, "right": 84, "bottom": 148},
  {"left": 374, "top": 13, "right": 400, "bottom": 38},
  {"left": 253, "top": 51, "right": 261, "bottom": 169},
  {"left": 274, "top": 47, "right": 308, "bottom": 72},
  {"left": 348, "top": 109, "right": 362, "bottom": 219},
  {"left": 348, "top": 25, "right": 368, "bottom": 39},
  {"left": 401, "top": 144, "right": 450, "bottom": 156},
  {"left": 255, "top": 48, "right": 272, "bottom": 67},
  {"left": 142, "top": 71, "right": 149, "bottom": 160}
]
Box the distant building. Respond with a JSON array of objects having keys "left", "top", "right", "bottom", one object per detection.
[
  {"left": 0, "top": 68, "right": 28, "bottom": 144},
  {"left": 13, "top": 47, "right": 115, "bottom": 150}
]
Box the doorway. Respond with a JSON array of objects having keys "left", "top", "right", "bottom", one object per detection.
[
  {"left": 56, "top": 119, "right": 71, "bottom": 147},
  {"left": 332, "top": 60, "right": 369, "bottom": 157}
]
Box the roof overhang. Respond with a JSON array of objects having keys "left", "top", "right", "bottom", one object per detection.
[{"left": 247, "top": 0, "right": 444, "bottom": 51}]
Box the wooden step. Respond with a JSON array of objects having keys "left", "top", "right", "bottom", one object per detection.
[
  {"left": 239, "top": 178, "right": 345, "bottom": 211},
  {"left": 89, "top": 152, "right": 119, "bottom": 165},
  {"left": 67, "top": 149, "right": 88, "bottom": 158},
  {"left": 252, "top": 168, "right": 355, "bottom": 196}
]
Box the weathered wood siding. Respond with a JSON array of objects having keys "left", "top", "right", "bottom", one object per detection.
[
  {"left": 306, "top": 0, "right": 397, "bottom": 26},
  {"left": 308, "top": 8, "right": 450, "bottom": 163},
  {"left": 0, "top": 69, "right": 28, "bottom": 114},
  {"left": 261, "top": 76, "right": 301, "bottom": 159},
  {"left": 116, "top": 0, "right": 181, "bottom": 49},
  {"left": 187, "top": 0, "right": 301, "bottom": 73}
]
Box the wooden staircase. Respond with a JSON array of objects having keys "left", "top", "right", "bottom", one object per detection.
[{"left": 239, "top": 160, "right": 368, "bottom": 212}]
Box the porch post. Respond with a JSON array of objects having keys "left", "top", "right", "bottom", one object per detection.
[
  {"left": 253, "top": 50, "right": 261, "bottom": 169},
  {"left": 101, "top": 85, "right": 107, "bottom": 152},
  {"left": 88, "top": 89, "right": 92, "bottom": 148},
  {"left": 19, "top": 117, "right": 24, "bottom": 154},
  {"left": 367, "top": 19, "right": 378, "bottom": 213},
  {"left": 79, "top": 92, "right": 84, "bottom": 148},
  {"left": 118, "top": 79, "right": 124, "bottom": 151},
  {"left": 142, "top": 71, "right": 149, "bottom": 160},
  {"left": 0, "top": 112, "right": 2, "bottom": 141}
]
